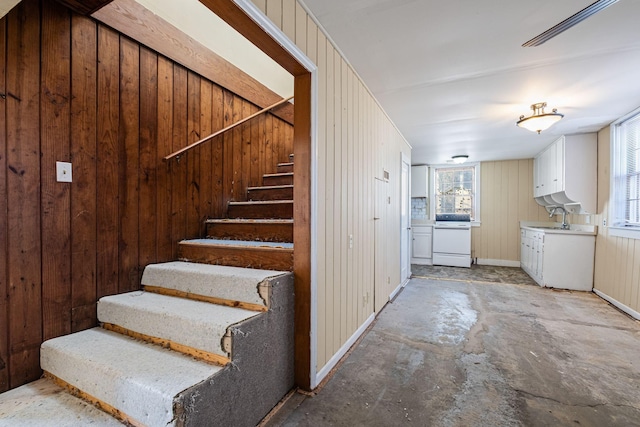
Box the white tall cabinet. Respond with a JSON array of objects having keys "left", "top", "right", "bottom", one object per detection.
[{"left": 411, "top": 165, "right": 428, "bottom": 198}]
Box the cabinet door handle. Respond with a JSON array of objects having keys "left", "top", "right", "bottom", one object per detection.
[{"left": 553, "top": 179, "right": 557, "bottom": 181}]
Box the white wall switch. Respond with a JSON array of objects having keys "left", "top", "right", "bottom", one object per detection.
[{"left": 56, "top": 161, "right": 72, "bottom": 183}]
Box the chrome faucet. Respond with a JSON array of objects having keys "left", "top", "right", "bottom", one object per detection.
[{"left": 549, "top": 206, "right": 569, "bottom": 229}]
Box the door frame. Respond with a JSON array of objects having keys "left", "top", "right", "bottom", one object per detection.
[
  {"left": 400, "top": 153, "right": 411, "bottom": 286},
  {"left": 200, "top": 0, "right": 318, "bottom": 390}
]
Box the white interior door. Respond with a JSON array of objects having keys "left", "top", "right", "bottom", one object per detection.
[
  {"left": 374, "top": 178, "right": 386, "bottom": 313},
  {"left": 400, "top": 155, "right": 410, "bottom": 283}
]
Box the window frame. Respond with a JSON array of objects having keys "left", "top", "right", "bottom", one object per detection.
[
  {"left": 610, "top": 105, "right": 640, "bottom": 240},
  {"left": 429, "top": 162, "right": 481, "bottom": 225}
]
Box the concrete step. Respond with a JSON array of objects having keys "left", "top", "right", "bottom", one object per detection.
[
  {"left": 227, "top": 200, "right": 293, "bottom": 219},
  {"left": 206, "top": 218, "right": 293, "bottom": 242},
  {"left": 141, "top": 261, "right": 287, "bottom": 310},
  {"left": 262, "top": 172, "right": 293, "bottom": 186},
  {"left": 178, "top": 239, "right": 294, "bottom": 272},
  {"left": 0, "top": 378, "right": 123, "bottom": 427},
  {"left": 247, "top": 184, "right": 293, "bottom": 201},
  {"left": 98, "top": 291, "right": 259, "bottom": 362},
  {"left": 41, "top": 328, "right": 222, "bottom": 427},
  {"left": 277, "top": 162, "right": 294, "bottom": 173}
]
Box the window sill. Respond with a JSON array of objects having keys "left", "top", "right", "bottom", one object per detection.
[{"left": 609, "top": 226, "right": 640, "bottom": 240}]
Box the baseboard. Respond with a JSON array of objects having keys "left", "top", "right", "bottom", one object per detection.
[
  {"left": 411, "top": 258, "right": 433, "bottom": 265},
  {"left": 389, "top": 281, "right": 405, "bottom": 301},
  {"left": 314, "top": 312, "right": 375, "bottom": 387},
  {"left": 476, "top": 258, "right": 521, "bottom": 267},
  {"left": 594, "top": 289, "right": 640, "bottom": 321}
]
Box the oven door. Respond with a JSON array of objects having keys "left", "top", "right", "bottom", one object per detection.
[{"left": 433, "top": 226, "right": 471, "bottom": 255}]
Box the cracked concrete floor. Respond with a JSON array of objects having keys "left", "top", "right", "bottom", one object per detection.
[{"left": 266, "top": 277, "right": 640, "bottom": 426}]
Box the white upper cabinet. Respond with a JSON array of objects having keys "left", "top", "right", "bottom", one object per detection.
[
  {"left": 533, "top": 133, "right": 597, "bottom": 213},
  {"left": 411, "top": 165, "right": 428, "bottom": 198}
]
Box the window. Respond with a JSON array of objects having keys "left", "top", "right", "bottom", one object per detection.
[
  {"left": 432, "top": 164, "right": 479, "bottom": 221},
  {"left": 611, "top": 106, "right": 640, "bottom": 238}
]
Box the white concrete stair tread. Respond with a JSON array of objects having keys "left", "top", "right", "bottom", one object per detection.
[
  {"left": 98, "top": 291, "right": 259, "bottom": 357},
  {"left": 41, "top": 328, "right": 222, "bottom": 427},
  {"left": 184, "top": 238, "right": 293, "bottom": 249},
  {"left": 0, "top": 378, "right": 123, "bottom": 427},
  {"left": 141, "top": 261, "right": 287, "bottom": 307}
]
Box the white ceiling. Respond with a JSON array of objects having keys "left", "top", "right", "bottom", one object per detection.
[{"left": 300, "top": 0, "right": 640, "bottom": 165}]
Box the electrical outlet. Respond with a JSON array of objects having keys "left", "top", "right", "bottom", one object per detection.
[
  {"left": 586, "top": 215, "right": 591, "bottom": 224},
  {"left": 603, "top": 218, "right": 607, "bottom": 227},
  {"left": 349, "top": 234, "right": 353, "bottom": 249},
  {"left": 56, "top": 161, "right": 72, "bottom": 183}
]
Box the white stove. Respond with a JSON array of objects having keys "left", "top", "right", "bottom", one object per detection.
[{"left": 433, "top": 214, "right": 471, "bottom": 268}]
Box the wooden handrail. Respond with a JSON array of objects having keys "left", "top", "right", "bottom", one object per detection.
[{"left": 164, "top": 96, "right": 294, "bottom": 161}]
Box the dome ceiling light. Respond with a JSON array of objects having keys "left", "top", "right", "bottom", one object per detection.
[
  {"left": 516, "top": 102, "right": 564, "bottom": 134},
  {"left": 452, "top": 155, "right": 468, "bottom": 164}
]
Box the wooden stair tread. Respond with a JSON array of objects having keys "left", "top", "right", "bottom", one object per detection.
[
  {"left": 247, "top": 184, "right": 293, "bottom": 191},
  {"left": 229, "top": 200, "right": 292, "bottom": 206},
  {"left": 263, "top": 172, "right": 293, "bottom": 178},
  {"left": 182, "top": 238, "right": 293, "bottom": 249},
  {"left": 206, "top": 218, "right": 293, "bottom": 224}
]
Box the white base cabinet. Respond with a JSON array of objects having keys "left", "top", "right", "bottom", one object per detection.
[
  {"left": 520, "top": 227, "right": 595, "bottom": 291},
  {"left": 411, "top": 225, "right": 433, "bottom": 265}
]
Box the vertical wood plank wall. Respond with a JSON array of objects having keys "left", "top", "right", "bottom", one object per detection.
[
  {"left": 253, "top": 0, "right": 411, "bottom": 372},
  {"left": 0, "top": 0, "right": 293, "bottom": 392},
  {"left": 591, "top": 127, "right": 640, "bottom": 314},
  {"left": 472, "top": 159, "right": 551, "bottom": 263}
]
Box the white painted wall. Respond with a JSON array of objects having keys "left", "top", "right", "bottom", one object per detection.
[{"left": 134, "top": 0, "right": 293, "bottom": 98}]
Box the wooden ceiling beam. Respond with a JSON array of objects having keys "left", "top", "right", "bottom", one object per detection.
[{"left": 54, "top": 0, "right": 115, "bottom": 15}]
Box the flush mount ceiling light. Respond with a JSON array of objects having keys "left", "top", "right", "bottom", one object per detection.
[
  {"left": 516, "top": 102, "right": 564, "bottom": 134},
  {"left": 452, "top": 155, "right": 468, "bottom": 164}
]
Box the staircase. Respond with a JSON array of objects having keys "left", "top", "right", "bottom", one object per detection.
[
  {"left": 178, "top": 155, "right": 295, "bottom": 271},
  {"left": 0, "top": 156, "right": 296, "bottom": 426}
]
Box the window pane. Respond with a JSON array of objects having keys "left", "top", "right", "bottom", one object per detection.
[{"left": 434, "top": 165, "right": 476, "bottom": 220}]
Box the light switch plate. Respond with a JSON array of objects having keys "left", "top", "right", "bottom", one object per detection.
[{"left": 56, "top": 161, "right": 72, "bottom": 182}]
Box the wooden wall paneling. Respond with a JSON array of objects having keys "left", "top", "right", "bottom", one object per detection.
[
  {"left": 198, "top": 79, "right": 213, "bottom": 230},
  {"left": 250, "top": 104, "right": 260, "bottom": 186},
  {"left": 632, "top": 240, "right": 640, "bottom": 310},
  {"left": 231, "top": 95, "right": 243, "bottom": 201},
  {"left": 6, "top": 0, "right": 42, "bottom": 387},
  {"left": 507, "top": 161, "right": 519, "bottom": 258},
  {"left": 240, "top": 99, "right": 251, "bottom": 197},
  {"left": 499, "top": 162, "right": 509, "bottom": 258},
  {"left": 186, "top": 71, "right": 201, "bottom": 238},
  {"left": 253, "top": 0, "right": 266, "bottom": 14},
  {"left": 41, "top": 1, "right": 72, "bottom": 341},
  {"left": 222, "top": 90, "right": 234, "bottom": 210},
  {"left": 256, "top": 108, "right": 265, "bottom": 185},
  {"left": 92, "top": 0, "right": 294, "bottom": 124},
  {"left": 295, "top": 2, "right": 307, "bottom": 52},
  {"left": 323, "top": 37, "right": 335, "bottom": 365},
  {"left": 170, "top": 65, "right": 188, "bottom": 256},
  {"left": 266, "top": 0, "right": 282, "bottom": 30},
  {"left": 347, "top": 69, "right": 354, "bottom": 333},
  {"left": 96, "top": 24, "right": 120, "bottom": 298},
  {"left": 118, "top": 36, "right": 140, "bottom": 292},
  {"left": 315, "top": 30, "right": 327, "bottom": 367},
  {"left": 138, "top": 46, "right": 159, "bottom": 268},
  {"left": 332, "top": 48, "right": 342, "bottom": 351},
  {"left": 340, "top": 57, "right": 348, "bottom": 341},
  {"left": 0, "top": 15, "right": 8, "bottom": 393},
  {"left": 282, "top": 0, "right": 295, "bottom": 42},
  {"left": 55, "top": 0, "right": 114, "bottom": 16},
  {"left": 70, "top": 14, "right": 98, "bottom": 332},
  {"left": 271, "top": 111, "right": 281, "bottom": 173},
  {"left": 263, "top": 113, "right": 273, "bottom": 185},
  {"left": 155, "top": 56, "right": 174, "bottom": 261},
  {"left": 210, "top": 84, "right": 224, "bottom": 218}
]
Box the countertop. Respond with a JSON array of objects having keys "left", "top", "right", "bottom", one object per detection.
[{"left": 520, "top": 221, "right": 597, "bottom": 236}]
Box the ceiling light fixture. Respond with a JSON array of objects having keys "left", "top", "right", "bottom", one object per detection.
[
  {"left": 516, "top": 102, "right": 564, "bottom": 134},
  {"left": 452, "top": 155, "right": 468, "bottom": 164}
]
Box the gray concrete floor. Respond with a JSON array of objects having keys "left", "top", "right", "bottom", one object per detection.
[{"left": 266, "top": 274, "right": 640, "bottom": 426}]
